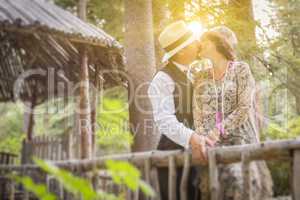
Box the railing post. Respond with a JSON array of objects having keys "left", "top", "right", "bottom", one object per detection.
[
  {"left": 180, "top": 151, "right": 190, "bottom": 200},
  {"left": 144, "top": 158, "right": 151, "bottom": 200},
  {"left": 9, "top": 179, "right": 15, "bottom": 200},
  {"left": 150, "top": 167, "right": 161, "bottom": 200},
  {"left": 292, "top": 149, "right": 300, "bottom": 200},
  {"left": 242, "top": 150, "right": 251, "bottom": 200},
  {"left": 168, "top": 155, "right": 176, "bottom": 200},
  {"left": 208, "top": 149, "right": 219, "bottom": 200}
]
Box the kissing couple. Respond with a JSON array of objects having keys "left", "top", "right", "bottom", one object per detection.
[{"left": 148, "top": 21, "right": 273, "bottom": 200}]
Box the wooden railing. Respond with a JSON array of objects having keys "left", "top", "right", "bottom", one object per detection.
[
  {"left": 21, "top": 133, "right": 81, "bottom": 164},
  {"left": 0, "top": 152, "right": 18, "bottom": 165},
  {"left": 0, "top": 139, "right": 300, "bottom": 200}
]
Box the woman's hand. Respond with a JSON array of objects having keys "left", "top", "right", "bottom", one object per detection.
[
  {"left": 194, "top": 129, "right": 218, "bottom": 147},
  {"left": 207, "top": 128, "right": 221, "bottom": 146}
]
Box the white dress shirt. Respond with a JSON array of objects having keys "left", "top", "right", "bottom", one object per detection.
[{"left": 147, "top": 62, "right": 194, "bottom": 149}]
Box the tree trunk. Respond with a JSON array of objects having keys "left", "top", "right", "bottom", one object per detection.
[
  {"left": 124, "top": 0, "right": 157, "bottom": 151},
  {"left": 294, "top": 94, "right": 300, "bottom": 115},
  {"left": 78, "top": 0, "right": 88, "bottom": 21},
  {"left": 226, "top": 0, "right": 256, "bottom": 60},
  {"left": 78, "top": 0, "right": 92, "bottom": 159},
  {"left": 153, "top": 0, "right": 168, "bottom": 68}
]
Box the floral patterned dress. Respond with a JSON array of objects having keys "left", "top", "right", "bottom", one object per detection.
[{"left": 192, "top": 61, "right": 273, "bottom": 200}]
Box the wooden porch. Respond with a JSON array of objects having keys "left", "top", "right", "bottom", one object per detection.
[{"left": 0, "top": 139, "right": 299, "bottom": 200}]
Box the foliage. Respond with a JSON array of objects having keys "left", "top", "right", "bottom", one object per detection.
[
  {"left": 0, "top": 102, "right": 24, "bottom": 155},
  {"left": 12, "top": 158, "right": 154, "bottom": 200},
  {"left": 13, "top": 175, "right": 57, "bottom": 200},
  {"left": 263, "top": 116, "right": 300, "bottom": 196},
  {"left": 34, "top": 158, "right": 119, "bottom": 200},
  {"left": 263, "top": 117, "right": 300, "bottom": 140},
  {"left": 105, "top": 160, "right": 155, "bottom": 197},
  {"left": 53, "top": 0, "right": 124, "bottom": 41},
  {"left": 96, "top": 87, "right": 132, "bottom": 153}
]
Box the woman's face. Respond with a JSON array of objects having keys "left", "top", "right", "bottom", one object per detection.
[{"left": 198, "top": 39, "right": 217, "bottom": 60}]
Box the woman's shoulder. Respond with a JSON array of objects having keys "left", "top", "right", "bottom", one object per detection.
[{"left": 231, "top": 61, "right": 251, "bottom": 74}]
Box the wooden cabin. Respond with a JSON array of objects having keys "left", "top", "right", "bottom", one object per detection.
[
  {"left": 0, "top": 0, "right": 126, "bottom": 163},
  {"left": 0, "top": 1, "right": 299, "bottom": 200}
]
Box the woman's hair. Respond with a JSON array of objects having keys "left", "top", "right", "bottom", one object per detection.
[
  {"left": 200, "top": 31, "right": 236, "bottom": 61},
  {"left": 210, "top": 26, "right": 238, "bottom": 49}
]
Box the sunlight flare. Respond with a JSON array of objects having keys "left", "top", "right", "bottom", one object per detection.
[{"left": 188, "top": 21, "right": 206, "bottom": 39}]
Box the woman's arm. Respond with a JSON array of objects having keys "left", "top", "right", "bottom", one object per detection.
[
  {"left": 202, "top": 62, "right": 256, "bottom": 143},
  {"left": 222, "top": 62, "right": 256, "bottom": 132}
]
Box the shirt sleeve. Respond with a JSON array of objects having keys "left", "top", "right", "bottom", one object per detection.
[
  {"left": 148, "top": 71, "right": 194, "bottom": 149},
  {"left": 222, "top": 62, "right": 256, "bottom": 132}
]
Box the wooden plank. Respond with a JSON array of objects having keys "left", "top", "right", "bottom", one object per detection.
[
  {"left": 168, "top": 156, "right": 176, "bottom": 200},
  {"left": 65, "top": 132, "right": 72, "bottom": 159},
  {"left": 45, "top": 136, "right": 49, "bottom": 160},
  {"left": 0, "top": 153, "right": 3, "bottom": 164},
  {"left": 242, "top": 151, "right": 251, "bottom": 200},
  {"left": 134, "top": 188, "right": 139, "bottom": 200},
  {"left": 208, "top": 149, "right": 219, "bottom": 200},
  {"left": 292, "top": 149, "right": 300, "bottom": 200},
  {"left": 144, "top": 158, "right": 151, "bottom": 200},
  {"left": 9, "top": 180, "right": 15, "bottom": 200},
  {"left": 126, "top": 188, "right": 133, "bottom": 200},
  {"left": 40, "top": 135, "right": 45, "bottom": 159},
  {"left": 54, "top": 138, "right": 59, "bottom": 161},
  {"left": 79, "top": 46, "right": 92, "bottom": 159},
  {"left": 1, "top": 139, "right": 300, "bottom": 173},
  {"left": 50, "top": 137, "right": 55, "bottom": 160},
  {"left": 24, "top": 190, "right": 30, "bottom": 200},
  {"left": 180, "top": 151, "right": 190, "bottom": 200},
  {"left": 144, "top": 158, "right": 151, "bottom": 184},
  {"left": 150, "top": 168, "right": 161, "bottom": 200},
  {"left": 58, "top": 138, "right": 62, "bottom": 160}
]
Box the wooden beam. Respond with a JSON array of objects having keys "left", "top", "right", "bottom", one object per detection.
[
  {"left": 78, "top": 0, "right": 92, "bottom": 160},
  {"left": 208, "top": 149, "right": 219, "bottom": 200},
  {"left": 213, "top": 139, "right": 300, "bottom": 164},
  {"left": 1, "top": 26, "right": 119, "bottom": 49},
  {"left": 168, "top": 156, "right": 176, "bottom": 200},
  {"left": 23, "top": 96, "right": 36, "bottom": 141},
  {"left": 79, "top": 46, "right": 92, "bottom": 159},
  {"left": 91, "top": 64, "right": 99, "bottom": 157},
  {"left": 1, "top": 139, "right": 300, "bottom": 172},
  {"left": 180, "top": 151, "right": 190, "bottom": 200}
]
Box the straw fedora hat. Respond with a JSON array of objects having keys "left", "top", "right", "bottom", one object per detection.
[{"left": 159, "top": 21, "right": 198, "bottom": 63}]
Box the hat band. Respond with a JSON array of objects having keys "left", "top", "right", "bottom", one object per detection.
[{"left": 164, "top": 31, "right": 194, "bottom": 53}]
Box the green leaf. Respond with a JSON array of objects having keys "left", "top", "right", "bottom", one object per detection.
[
  {"left": 105, "top": 160, "right": 155, "bottom": 197},
  {"left": 13, "top": 175, "right": 57, "bottom": 200},
  {"left": 33, "top": 158, "right": 119, "bottom": 200}
]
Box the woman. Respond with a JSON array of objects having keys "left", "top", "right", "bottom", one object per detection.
[{"left": 192, "top": 30, "right": 273, "bottom": 200}]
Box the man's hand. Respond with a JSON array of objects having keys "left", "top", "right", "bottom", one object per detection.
[{"left": 189, "top": 133, "right": 208, "bottom": 163}]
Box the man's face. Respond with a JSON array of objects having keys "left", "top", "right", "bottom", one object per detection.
[
  {"left": 198, "top": 37, "right": 217, "bottom": 60},
  {"left": 173, "top": 41, "right": 200, "bottom": 65}
]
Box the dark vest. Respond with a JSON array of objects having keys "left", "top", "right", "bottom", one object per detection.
[{"left": 156, "top": 62, "right": 194, "bottom": 150}]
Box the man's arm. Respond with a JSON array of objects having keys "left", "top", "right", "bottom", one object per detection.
[{"left": 147, "top": 71, "right": 194, "bottom": 149}]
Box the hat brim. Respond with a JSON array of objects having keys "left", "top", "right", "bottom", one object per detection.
[{"left": 162, "top": 33, "right": 198, "bottom": 63}]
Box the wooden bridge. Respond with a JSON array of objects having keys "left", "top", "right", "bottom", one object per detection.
[{"left": 0, "top": 138, "right": 299, "bottom": 200}]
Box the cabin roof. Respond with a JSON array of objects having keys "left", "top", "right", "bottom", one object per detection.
[
  {"left": 0, "top": 0, "right": 122, "bottom": 48},
  {"left": 0, "top": 0, "right": 126, "bottom": 104}
]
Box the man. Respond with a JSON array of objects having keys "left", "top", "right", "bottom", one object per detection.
[{"left": 148, "top": 20, "right": 211, "bottom": 200}]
